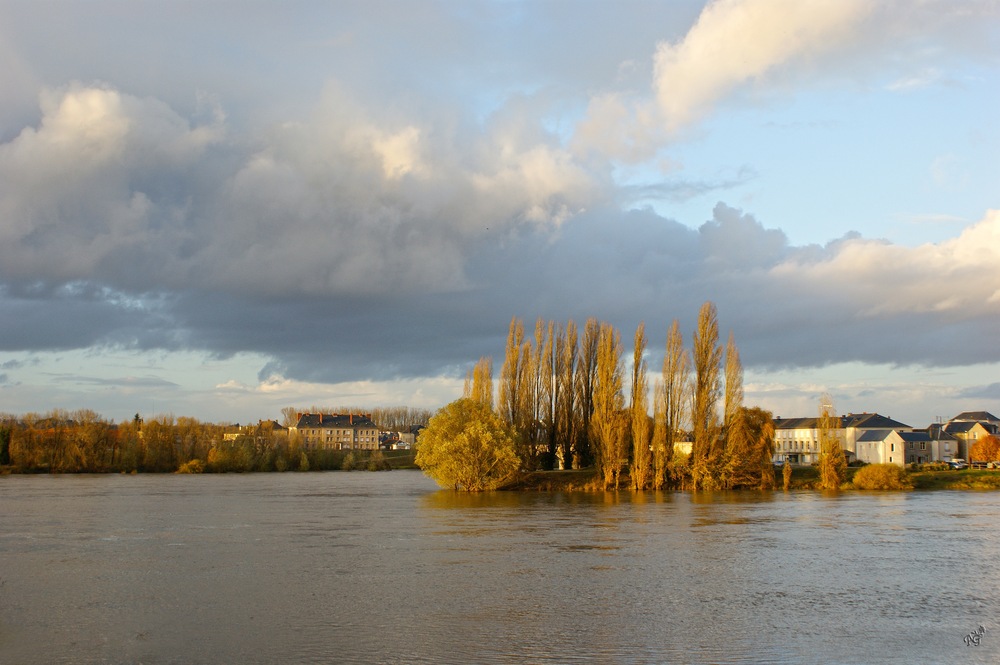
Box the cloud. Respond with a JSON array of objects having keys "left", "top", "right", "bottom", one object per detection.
[
  {"left": 56, "top": 375, "right": 180, "bottom": 389},
  {"left": 574, "top": 0, "right": 999, "bottom": 159},
  {"left": 652, "top": 0, "right": 871, "bottom": 134},
  {"left": 958, "top": 383, "right": 1000, "bottom": 400}
]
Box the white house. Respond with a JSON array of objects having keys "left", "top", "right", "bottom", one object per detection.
[
  {"left": 773, "top": 413, "right": 911, "bottom": 464},
  {"left": 856, "top": 430, "right": 934, "bottom": 466}
]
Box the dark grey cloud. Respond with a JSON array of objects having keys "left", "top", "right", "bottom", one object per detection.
[
  {"left": 958, "top": 383, "right": 1000, "bottom": 400},
  {"left": 3, "top": 180, "right": 999, "bottom": 389}
]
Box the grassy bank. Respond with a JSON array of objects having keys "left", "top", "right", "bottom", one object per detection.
[
  {"left": 909, "top": 469, "right": 1000, "bottom": 490},
  {"left": 503, "top": 465, "right": 1000, "bottom": 492}
]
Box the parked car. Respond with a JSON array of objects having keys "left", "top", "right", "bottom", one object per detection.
[{"left": 949, "top": 458, "right": 968, "bottom": 470}]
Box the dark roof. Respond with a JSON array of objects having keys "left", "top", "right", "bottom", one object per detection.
[
  {"left": 920, "top": 424, "right": 957, "bottom": 441},
  {"left": 857, "top": 429, "right": 931, "bottom": 443},
  {"left": 773, "top": 417, "right": 819, "bottom": 430},
  {"left": 951, "top": 411, "right": 1000, "bottom": 423},
  {"left": 294, "top": 413, "right": 376, "bottom": 429},
  {"left": 897, "top": 431, "right": 932, "bottom": 443},
  {"left": 943, "top": 421, "right": 980, "bottom": 434},
  {"left": 774, "top": 413, "right": 910, "bottom": 430},
  {"left": 842, "top": 413, "right": 911, "bottom": 429}
]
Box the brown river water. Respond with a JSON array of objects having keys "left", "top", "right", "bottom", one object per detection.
[{"left": 2, "top": 471, "right": 999, "bottom": 664}]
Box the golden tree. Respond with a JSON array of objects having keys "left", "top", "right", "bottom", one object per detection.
[
  {"left": 556, "top": 320, "right": 578, "bottom": 469},
  {"left": 817, "top": 396, "right": 846, "bottom": 490},
  {"left": 415, "top": 398, "right": 520, "bottom": 491},
  {"left": 630, "top": 322, "right": 651, "bottom": 490},
  {"left": 463, "top": 356, "right": 494, "bottom": 409},
  {"left": 592, "top": 322, "right": 625, "bottom": 489},
  {"left": 970, "top": 435, "right": 1000, "bottom": 463},
  {"left": 661, "top": 319, "right": 689, "bottom": 488},
  {"left": 691, "top": 302, "right": 722, "bottom": 490}
]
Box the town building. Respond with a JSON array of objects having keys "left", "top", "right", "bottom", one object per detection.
[
  {"left": 940, "top": 411, "right": 1000, "bottom": 460},
  {"left": 856, "top": 430, "right": 933, "bottom": 466},
  {"left": 773, "top": 413, "right": 911, "bottom": 465},
  {"left": 290, "top": 413, "right": 379, "bottom": 451}
]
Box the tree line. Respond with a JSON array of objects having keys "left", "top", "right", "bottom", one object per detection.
[
  {"left": 0, "top": 408, "right": 427, "bottom": 474},
  {"left": 424, "top": 302, "right": 845, "bottom": 491}
]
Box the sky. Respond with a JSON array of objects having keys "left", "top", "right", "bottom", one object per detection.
[{"left": 0, "top": 0, "right": 998, "bottom": 427}]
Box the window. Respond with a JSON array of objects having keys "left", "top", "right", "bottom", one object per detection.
[{"left": 920, "top": 442, "right": 926, "bottom": 450}]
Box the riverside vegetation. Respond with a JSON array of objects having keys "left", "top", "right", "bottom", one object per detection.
[
  {"left": 418, "top": 302, "right": 850, "bottom": 492},
  {"left": 416, "top": 301, "right": 1000, "bottom": 493},
  {"left": 0, "top": 407, "right": 427, "bottom": 474}
]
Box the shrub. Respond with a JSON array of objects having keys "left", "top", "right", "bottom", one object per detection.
[
  {"left": 176, "top": 459, "right": 205, "bottom": 474},
  {"left": 852, "top": 463, "right": 913, "bottom": 490}
]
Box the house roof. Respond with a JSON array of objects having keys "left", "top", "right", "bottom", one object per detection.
[
  {"left": 857, "top": 429, "right": 931, "bottom": 444},
  {"left": 841, "top": 413, "right": 910, "bottom": 429},
  {"left": 943, "top": 421, "right": 982, "bottom": 434},
  {"left": 294, "top": 413, "right": 376, "bottom": 429},
  {"left": 897, "top": 431, "right": 932, "bottom": 443},
  {"left": 921, "top": 424, "right": 958, "bottom": 441},
  {"left": 951, "top": 411, "right": 1000, "bottom": 423},
  {"left": 773, "top": 413, "right": 910, "bottom": 431}
]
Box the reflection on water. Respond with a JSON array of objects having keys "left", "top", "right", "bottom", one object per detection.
[{"left": 2, "top": 472, "right": 1000, "bottom": 664}]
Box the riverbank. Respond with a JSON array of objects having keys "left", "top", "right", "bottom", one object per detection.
[{"left": 505, "top": 466, "right": 1000, "bottom": 491}]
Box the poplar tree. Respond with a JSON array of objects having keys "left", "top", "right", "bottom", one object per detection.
[
  {"left": 691, "top": 302, "right": 722, "bottom": 490},
  {"left": 722, "top": 333, "right": 753, "bottom": 488},
  {"left": 630, "top": 322, "right": 651, "bottom": 490},
  {"left": 651, "top": 381, "right": 669, "bottom": 489},
  {"left": 499, "top": 317, "right": 536, "bottom": 468},
  {"left": 662, "top": 319, "right": 689, "bottom": 488},
  {"left": 557, "top": 319, "right": 578, "bottom": 469},
  {"left": 592, "top": 323, "right": 625, "bottom": 489},
  {"left": 529, "top": 318, "right": 548, "bottom": 468},
  {"left": 499, "top": 317, "right": 525, "bottom": 429},
  {"left": 463, "top": 356, "right": 494, "bottom": 409},
  {"left": 539, "top": 320, "right": 559, "bottom": 469},
  {"left": 575, "top": 318, "right": 600, "bottom": 468},
  {"left": 818, "top": 396, "right": 846, "bottom": 490}
]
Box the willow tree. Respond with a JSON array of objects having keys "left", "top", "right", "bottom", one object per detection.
[
  {"left": 661, "top": 319, "right": 689, "bottom": 488},
  {"left": 463, "top": 356, "right": 494, "bottom": 409},
  {"left": 630, "top": 322, "right": 651, "bottom": 490},
  {"left": 592, "top": 322, "right": 625, "bottom": 489},
  {"left": 691, "top": 302, "right": 723, "bottom": 490},
  {"left": 415, "top": 398, "right": 520, "bottom": 491},
  {"left": 817, "top": 396, "right": 846, "bottom": 490},
  {"left": 726, "top": 406, "right": 776, "bottom": 490}
]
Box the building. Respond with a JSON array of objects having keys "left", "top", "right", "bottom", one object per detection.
[
  {"left": 940, "top": 412, "right": 1000, "bottom": 460},
  {"left": 920, "top": 423, "right": 959, "bottom": 462},
  {"left": 290, "top": 413, "right": 379, "bottom": 451},
  {"left": 773, "top": 413, "right": 911, "bottom": 464},
  {"left": 856, "top": 430, "right": 933, "bottom": 466}
]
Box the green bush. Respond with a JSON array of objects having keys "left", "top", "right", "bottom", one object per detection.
[{"left": 852, "top": 463, "right": 913, "bottom": 490}]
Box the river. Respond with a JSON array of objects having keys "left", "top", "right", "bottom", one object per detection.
[{"left": 2, "top": 471, "right": 999, "bottom": 664}]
